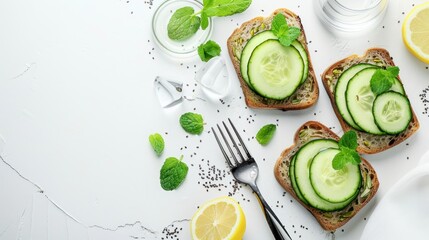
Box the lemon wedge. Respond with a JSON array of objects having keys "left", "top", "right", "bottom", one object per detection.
[
  {"left": 402, "top": 2, "right": 429, "bottom": 63},
  {"left": 191, "top": 196, "right": 246, "bottom": 240}
]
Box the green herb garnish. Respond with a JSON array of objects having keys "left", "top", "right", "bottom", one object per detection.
[
  {"left": 256, "top": 124, "right": 276, "bottom": 145},
  {"left": 198, "top": 40, "right": 221, "bottom": 62},
  {"left": 271, "top": 13, "right": 301, "bottom": 47},
  {"left": 332, "top": 131, "right": 361, "bottom": 170},
  {"left": 167, "top": 7, "right": 201, "bottom": 41},
  {"left": 149, "top": 133, "right": 165, "bottom": 156},
  {"left": 370, "top": 66, "right": 400, "bottom": 95},
  {"left": 202, "top": 0, "right": 252, "bottom": 17},
  {"left": 167, "top": 0, "right": 252, "bottom": 41},
  {"left": 201, "top": 12, "right": 209, "bottom": 30},
  {"left": 180, "top": 112, "right": 204, "bottom": 135},
  {"left": 160, "top": 156, "right": 189, "bottom": 191}
]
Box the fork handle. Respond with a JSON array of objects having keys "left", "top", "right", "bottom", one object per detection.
[{"left": 252, "top": 186, "right": 292, "bottom": 240}]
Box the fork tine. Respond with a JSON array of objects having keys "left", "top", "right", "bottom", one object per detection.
[
  {"left": 228, "top": 118, "right": 252, "bottom": 159},
  {"left": 216, "top": 124, "right": 240, "bottom": 166},
  {"left": 222, "top": 121, "right": 246, "bottom": 163},
  {"left": 211, "top": 127, "right": 233, "bottom": 168}
]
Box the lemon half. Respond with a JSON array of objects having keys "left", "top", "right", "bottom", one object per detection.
[
  {"left": 402, "top": 2, "right": 429, "bottom": 64},
  {"left": 191, "top": 196, "right": 246, "bottom": 240}
]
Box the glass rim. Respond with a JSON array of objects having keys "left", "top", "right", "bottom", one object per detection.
[{"left": 333, "top": 0, "right": 384, "bottom": 12}]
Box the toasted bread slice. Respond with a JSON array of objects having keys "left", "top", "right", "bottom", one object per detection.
[
  {"left": 227, "top": 8, "right": 318, "bottom": 110},
  {"left": 321, "top": 48, "right": 419, "bottom": 154},
  {"left": 274, "top": 121, "right": 379, "bottom": 231}
]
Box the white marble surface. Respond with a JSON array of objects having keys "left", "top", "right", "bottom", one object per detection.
[{"left": 0, "top": 0, "right": 428, "bottom": 239}]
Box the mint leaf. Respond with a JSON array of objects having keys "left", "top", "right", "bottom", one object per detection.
[
  {"left": 149, "top": 133, "right": 164, "bottom": 156},
  {"left": 272, "top": 13, "right": 288, "bottom": 36},
  {"left": 167, "top": 7, "right": 201, "bottom": 41},
  {"left": 198, "top": 40, "right": 221, "bottom": 62},
  {"left": 256, "top": 124, "right": 276, "bottom": 145},
  {"left": 332, "top": 149, "right": 360, "bottom": 170},
  {"left": 332, "top": 131, "right": 361, "bottom": 170},
  {"left": 332, "top": 151, "right": 348, "bottom": 170},
  {"left": 279, "top": 34, "right": 294, "bottom": 47},
  {"left": 201, "top": 12, "right": 209, "bottom": 30},
  {"left": 270, "top": 13, "right": 301, "bottom": 47},
  {"left": 160, "top": 156, "right": 188, "bottom": 191},
  {"left": 180, "top": 112, "right": 204, "bottom": 134},
  {"left": 203, "top": 0, "right": 252, "bottom": 17},
  {"left": 387, "top": 66, "right": 400, "bottom": 76},
  {"left": 370, "top": 66, "right": 400, "bottom": 95},
  {"left": 287, "top": 27, "right": 301, "bottom": 41},
  {"left": 338, "top": 130, "right": 358, "bottom": 150}
]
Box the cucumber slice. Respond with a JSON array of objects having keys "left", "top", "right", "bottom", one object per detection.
[
  {"left": 335, "top": 63, "right": 376, "bottom": 130},
  {"left": 346, "top": 67, "right": 406, "bottom": 135},
  {"left": 310, "top": 148, "right": 361, "bottom": 203},
  {"left": 248, "top": 39, "right": 304, "bottom": 100},
  {"left": 294, "top": 139, "right": 355, "bottom": 211},
  {"left": 240, "top": 31, "right": 277, "bottom": 88},
  {"left": 291, "top": 40, "right": 309, "bottom": 84},
  {"left": 346, "top": 68, "right": 384, "bottom": 135},
  {"left": 373, "top": 91, "right": 412, "bottom": 134},
  {"left": 289, "top": 155, "right": 309, "bottom": 204}
]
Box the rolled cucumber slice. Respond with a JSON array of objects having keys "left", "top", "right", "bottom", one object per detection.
[
  {"left": 346, "top": 67, "right": 406, "bottom": 135},
  {"left": 248, "top": 39, "right": 304, "bottom": 100},
  {"left": 310, "top": 148, "right": 361, "bottom": 203},
  {"left": 373, "top": 91, "right": 412, "bottom": 134},
  {"left": 335, "top": 63, "right": 376, "bottom": 130},
  {"left": 240, "top": 31, "right": 277, "bottom": 88},
  {"left": 294, "top": 139, "right": 355, "bottom": 211}
]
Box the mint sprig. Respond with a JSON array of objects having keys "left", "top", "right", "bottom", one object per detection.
[
  {"left": 332, "top": 131, "right": 361, "bottom": 170},
  {"left": 271, "top": 13, "right": 301, "bottom": 47},
  {"left": 256, "top": 124, "right": 276, "bottom": 145},
  {"left": 160, "top": 156, "right": 189, "bottom": 191},
  {"left": 149, "top": 133, "right": 165, "bottom": 156},
  {"left": 198, "top": 40, "right": 221, "bottom": 62},
  {"left": 167, "top": 0, "right": 252, "bottom": 41},
  {"left": 180, "top": 112, "right": 204, "bottom": 135},
  {"left": 370, "top": 66, "right": 400, "bottom": 95}
]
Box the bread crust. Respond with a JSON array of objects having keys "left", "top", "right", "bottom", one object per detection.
[
  {"left": 274, "top": 121, "right": 379, "bottom": 231},
  {"left": 321, "top": 48, "right": 420, "bottom": 154},
  {"left": 227, "top": 8, "right": 318, "bottom": 110}
]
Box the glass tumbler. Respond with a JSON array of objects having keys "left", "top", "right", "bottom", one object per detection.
[{"left": 314, "top": 0, "right": 389, "bottom": 35}]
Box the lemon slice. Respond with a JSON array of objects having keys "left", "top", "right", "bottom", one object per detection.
[
  {"left": 402, "top": 2, "right": 429, "bottom": 63},
  {"left": 191, "top": 196, "right": 246, "bottom": 240}
]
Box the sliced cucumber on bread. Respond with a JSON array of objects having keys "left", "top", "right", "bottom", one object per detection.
[
  {"left": 227, "top": 8, "right": 318, "bottom": 110},
  {"left": 248, "top": 39, "right": 304, "bottom": 100},
  {"left": 322, "top": 48, "right": 419, "bottom": 154},
  {"left": 240, "top": 31, "right": 277, "bottom": 89},
  {"left": 373, "top": 91, "right": 412, "bottom": 134},
  {"left": 274, "top": 121, "right": 379, "bottom": 231},
  {"left": 292, "top": 139, "right": 361, "bottom": 211}
]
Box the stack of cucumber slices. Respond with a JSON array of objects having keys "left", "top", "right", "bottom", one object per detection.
[
  {"left": 290, "top": 139, "right": 361, "bottom": 211},
  {"left": 335, "top": 64, "right": 412, "bottom": 135},
  {"left": 240, "top": 31, "right": 309, "bottom": 100}
]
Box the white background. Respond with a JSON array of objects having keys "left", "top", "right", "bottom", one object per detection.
[{"left": 0, "top": 0, "right": 428, "bottom": 239}]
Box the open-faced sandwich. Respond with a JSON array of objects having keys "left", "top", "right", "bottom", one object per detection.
[
  {"left": 227, "top": 8, "right": 318, "bottom": 110},
  {"left": 321, "top": 48, "right": 419, "bottom": 154},
  {"left": 274, "top": 121, "right": 379, "bottom": 231}
]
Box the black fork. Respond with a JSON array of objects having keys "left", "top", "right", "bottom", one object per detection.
[{"left": 212, "top": 118, "right": 292, "bottom": 240}]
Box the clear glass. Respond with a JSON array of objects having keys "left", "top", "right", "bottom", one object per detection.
[
  {"left": 152, "top": 0, "right": 213, "bottom": 58},
  {"left": 195, "top": 57, "right": 230, "bottom": 100},
  {"left": 314, "top": 0, "right": 389, "bottom": 35}
]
